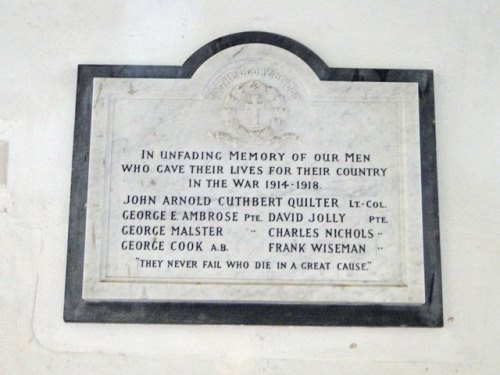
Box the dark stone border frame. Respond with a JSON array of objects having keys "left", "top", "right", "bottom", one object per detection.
[{"left": 64, "top": 31, "right": 442, "bottom": 326}]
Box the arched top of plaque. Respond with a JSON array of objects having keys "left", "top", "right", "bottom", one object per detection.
[
  {"left": 180, "top": 31, "right": 330, "bottom": 80},
  {"left": 175, "top": 31, "right": 433, "bottom": 92}
]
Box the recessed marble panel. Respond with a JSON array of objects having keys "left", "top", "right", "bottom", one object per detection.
[{"left": 81, "top": 45, "right": 425, "bottom": 305}]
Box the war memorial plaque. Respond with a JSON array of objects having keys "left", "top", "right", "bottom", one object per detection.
[{"left": 64, "top": 32, "right": 442, "bottom": 326}]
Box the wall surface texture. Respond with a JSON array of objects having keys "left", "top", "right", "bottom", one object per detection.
[{"left": 1, "top": 1, "right": 499, "bottom": 374}]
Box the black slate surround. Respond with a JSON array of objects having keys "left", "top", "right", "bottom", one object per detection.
[{"left": 64, "top": 31, "right": 443, "bottom": 326}]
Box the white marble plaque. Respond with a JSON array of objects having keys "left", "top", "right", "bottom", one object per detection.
[{"left": 82, "top": 45, "right": 425, "bottom": 304}]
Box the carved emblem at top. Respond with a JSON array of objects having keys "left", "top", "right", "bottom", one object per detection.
[
  {"left": 225, "top": 79, "right": 287, "bottom": 131},
  {"left": 208, "top": 66, "right": 300, "bottom": 144}
]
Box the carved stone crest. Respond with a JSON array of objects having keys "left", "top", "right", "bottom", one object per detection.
[
  {"left": 225, "top": 80, "right": 286, "bottom": 133},
  {"left": 209, "top": 73, "right": 299, "bottom": 144}
]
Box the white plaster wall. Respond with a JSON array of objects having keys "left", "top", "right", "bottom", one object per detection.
[{"left": 0, "top": 1, "right": 498, "bottom": 374}]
